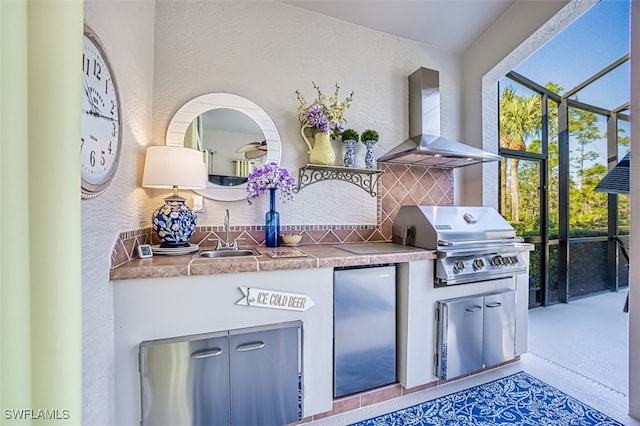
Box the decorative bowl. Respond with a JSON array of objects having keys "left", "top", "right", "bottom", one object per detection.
[{"left": 280, "top": 234, "right": 302, "bottom": 245}]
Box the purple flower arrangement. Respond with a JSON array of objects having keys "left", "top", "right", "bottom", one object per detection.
[
  {"left": 296, "top": 82, "right": 354, "bottom": 137},
  {"left": 306, "top": 104, "right": 330, "bottom": 133},
  {"left": 246, "top": 162, "right": 296, "bottom": 204}
]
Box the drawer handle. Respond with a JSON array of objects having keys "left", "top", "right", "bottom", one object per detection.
[
  {"left": 236, "top": 341, "right": 265, "bottom": 352},
  {"left": 465, "top": 305, "right": 482, "bottom": 312},
  {"left": 486, "top": 302, "right": 502, "bottom": 308},
  {"left": 191, "top": 348, "right": 223, "bottom": 359}
]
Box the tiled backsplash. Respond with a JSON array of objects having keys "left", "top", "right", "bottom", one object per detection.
[
  {"left": 377, "top": 162, "right": 453, "bottom": 238},
  {"left": 111, "top": 164, "right": 453, "bottom": 269}
]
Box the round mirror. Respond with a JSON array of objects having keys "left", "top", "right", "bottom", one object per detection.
[{"left": 166, "top": 93, "right": 282, "bottom": 201}]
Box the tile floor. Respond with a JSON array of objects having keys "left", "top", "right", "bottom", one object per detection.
[{"left": 307, "top": 290, "right": 639, "bottom": 425}]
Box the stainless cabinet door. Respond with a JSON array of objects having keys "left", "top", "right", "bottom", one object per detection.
[
  {"left": 140, "top": 333, "right": 230, "bottom": 426},
  {"left": 483, "top": 290, "right": 516, "bottom": 367},
  {"left": 437, "top": 296, "right": 484, "bottom": 380},
  {"left": 189, "top": 337, "right": 231, "bottom": 426},
  {"left": 229, "top": 324, "right": 301, "bottom": 426}
]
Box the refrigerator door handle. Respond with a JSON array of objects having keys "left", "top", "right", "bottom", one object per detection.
[
  {"left": 191, "top": 348, "right": 223, "bottom": 359},
  {"left": 485, "top": 302, "right": 502, "bottom": 308},
  {"left": 465, "top": 305, "right": 482, "bottom": 312},
  {"left": 236, "top": 341, "right": 265, "bottom": 352}
]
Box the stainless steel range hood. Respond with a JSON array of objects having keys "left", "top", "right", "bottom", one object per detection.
[{"left": 378, "top": 67, "right": 502, "bottom": 168}]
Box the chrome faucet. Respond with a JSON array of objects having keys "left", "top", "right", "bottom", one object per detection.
[
  {"left": 214, "top": 209, "right": 243, "bottom": 250},
  {"left": 224, "top": 209, "right": 230, "bottom": 247}
]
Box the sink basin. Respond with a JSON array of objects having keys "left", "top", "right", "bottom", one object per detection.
[{"left": 199, "top": 249, "right": 258, "bottom": 258}]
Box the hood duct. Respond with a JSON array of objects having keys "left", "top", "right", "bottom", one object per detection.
[
  {"left": 595, "top": 152, "right": 630, "bottom": 194},
  {"left": 378, "top": 67, "right": 502, "bottom": 168}
]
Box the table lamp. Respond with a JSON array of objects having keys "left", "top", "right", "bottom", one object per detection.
[{"left": 142, "top": 146, "right": 207, "bottom": 248}]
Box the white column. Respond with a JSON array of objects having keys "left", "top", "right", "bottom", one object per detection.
[
  {"left": 1, "top": 2, "right": 83, "bottom": 423},
  {"left": 30, "top": 1, "right": 83, "bottom": 424},
  {"left": 1, "top": 0, "right": 32, "bottom": 417},
  {"left": 628, "top": 0, "right": 640, "bottom": 419}
]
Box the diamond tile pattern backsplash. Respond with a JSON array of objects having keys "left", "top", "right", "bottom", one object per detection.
[
  {"left": 378, "top": 162, "right": 453, "bottom": 239},
  {"left": 111, "top": 163, "right": 453, "bottom": 268}
]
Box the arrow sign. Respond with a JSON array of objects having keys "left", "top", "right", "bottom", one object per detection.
[{"left": 236, "top": 287, "right": 315, "bottom": 312}]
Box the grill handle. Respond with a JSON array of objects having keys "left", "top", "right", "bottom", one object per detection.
[{"left": 437, "top": 237, "right": 523, "bottom": 247}]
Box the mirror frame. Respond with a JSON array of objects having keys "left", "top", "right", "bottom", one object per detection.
[{"left": 166, "top": 93, "right": 282, "bottom": 201}]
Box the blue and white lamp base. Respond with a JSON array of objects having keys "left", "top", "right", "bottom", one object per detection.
[{"left": 152, "top": 196, "right": 197, "bottom": 248}]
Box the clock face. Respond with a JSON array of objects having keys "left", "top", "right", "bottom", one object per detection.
[{"left": 81, "top": 27, "right": 122, "bottom": 196}]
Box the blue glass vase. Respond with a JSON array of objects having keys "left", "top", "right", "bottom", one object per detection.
[{"left": 265, "top": 188, "right": 280, "bottom": 247}]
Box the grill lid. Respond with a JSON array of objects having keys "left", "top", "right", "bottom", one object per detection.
[{"left": 392, "top": 205, "right": 517, "bottom": 250}]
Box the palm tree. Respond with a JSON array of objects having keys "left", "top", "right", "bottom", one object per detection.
[{"left": 499, "top": 86, "right": 541, "bottom": 222}]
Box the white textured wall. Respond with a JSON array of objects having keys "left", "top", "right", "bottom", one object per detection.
[
  {"left": 82, "top": 1, "right": 155, "bottom": 424},
  {"left": 113, "top": 269, "right": 334, "bottom": 424},
  {"left": 460, "top": 0, "right": 570, "bottom": 207},
  {"left": 152, "top": 0, "right": 460, "bottom": 227},
  {"left": 475, "top": 0, "right": 594, "bottom": 209}
]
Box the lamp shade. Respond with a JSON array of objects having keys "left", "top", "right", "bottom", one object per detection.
[
  {"left": 142, "top": 146, "right": 207, "bottom": 190},
  {"left": 142, "top": 146, "right": 206, "bottom": 249}
]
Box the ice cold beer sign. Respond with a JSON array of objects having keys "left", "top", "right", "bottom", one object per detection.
[{"left": 237, "top": 287, "right": 314, "bottom": 312}]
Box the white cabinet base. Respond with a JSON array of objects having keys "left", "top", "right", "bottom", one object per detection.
[{"left": 397, "top": 259, "right": 529, "bottom": 389}]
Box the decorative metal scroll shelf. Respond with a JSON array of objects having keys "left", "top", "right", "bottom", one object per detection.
[{"left": 296, "top": 164, "right": 384, "bottom": 197}]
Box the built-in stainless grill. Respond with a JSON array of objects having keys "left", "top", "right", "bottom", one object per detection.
[{"left": 392, "top": 206, "right": 528, "bottom": 285}]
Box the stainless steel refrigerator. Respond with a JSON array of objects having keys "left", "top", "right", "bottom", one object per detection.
[
  {"left": 139, "top": 321, "right": 302, "bottom": 426},
  {"left": 334, "top": 265, "right": 396, "bottom": 397}
]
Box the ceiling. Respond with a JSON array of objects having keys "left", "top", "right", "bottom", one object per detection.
[{"left": 281, "top": 0, "right": 516, "bottom": 53}]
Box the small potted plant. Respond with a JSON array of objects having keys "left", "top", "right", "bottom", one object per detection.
[
  {"left": 341, "top": 128, "right": 359, "bottom": 168},
  {"left": 360, "top": 129, "right": 379, "bottom": 169}
]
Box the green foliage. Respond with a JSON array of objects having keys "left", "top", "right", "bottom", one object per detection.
[
  {"left": 510, "top": 221, "right": 533, "bottom": 237},
  {"left": 499, "top": 79, "right": 628, "bottom": 294},
  {"left": 499, "top": 81, "right": 619, "bottom": 234},
  {"left": 618, "top": 127, "right": 630, "bottom": 147},
  {"left": 341, "top": 128, "right": 359, "bottom": 142},
  {"left": 499, "top": 86, "right": 541, "bottom": 151},
  {"left": 360, "top": 129, "right": 379, "bottom": 142}
]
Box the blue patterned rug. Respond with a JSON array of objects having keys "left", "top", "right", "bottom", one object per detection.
[{"left": 350, "top": 371, "right": 623, "bottom": 425}]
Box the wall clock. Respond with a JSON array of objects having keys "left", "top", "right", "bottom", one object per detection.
[{"left": 81, "top": 25, "right": 122, "bottom": 198}]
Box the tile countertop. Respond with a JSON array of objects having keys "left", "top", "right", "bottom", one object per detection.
[{"left": 109, "top": 243, "right": 437, "bottom": 281}]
